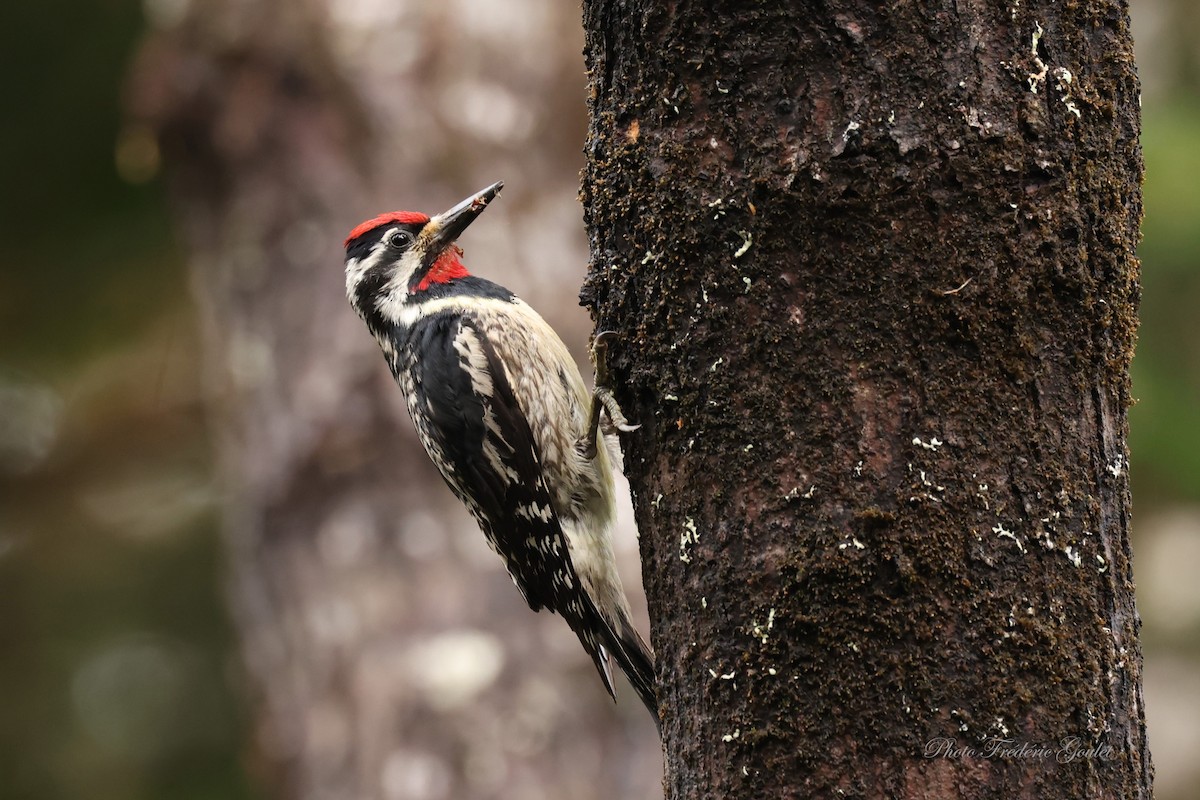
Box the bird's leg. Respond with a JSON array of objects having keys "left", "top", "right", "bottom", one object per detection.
[{"left": 583, "top": 331, "right": 640, "bottom": 458}]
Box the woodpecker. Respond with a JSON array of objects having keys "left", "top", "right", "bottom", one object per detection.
[{"left": 343, "top": 181, "right": 658, "bottom": 726}]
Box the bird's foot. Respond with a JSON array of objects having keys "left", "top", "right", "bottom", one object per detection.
[{"left": 582, "top": 331, "right": 640, "bottom": 458}]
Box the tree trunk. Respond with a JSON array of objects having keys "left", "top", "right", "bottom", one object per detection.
[
  {"left": 127, "top": 2, "right": 662, "bottom": 798},
  {"left": 581, "top": 1, "right": 1149, "bottom": 798}
]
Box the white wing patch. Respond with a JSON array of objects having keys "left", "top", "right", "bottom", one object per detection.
[
  {"left": 515, "top": 502, "right": 554, "bottom": 523},
  {"left": 452, "top": 323, "right": 520, "bottom": 485},
  {"left": 451, "top": 322, "right": 494, "bottom": 397}
]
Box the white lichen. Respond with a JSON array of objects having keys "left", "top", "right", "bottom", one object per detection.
[
  {"left": 994, "top": 523, "right": 1026, "bottom": 554},
  {"left": 1053, "top": 66, "right": 1083, "bottom": 118},
  {"left": 733, "top": 230, "right": 753, "bottom": 258},
  {"left": 1028, "top": 22, "right": 1048, "bottom": 93},
  {"left": 679, "top": 517, "right": 699, "bottom": 562},
  {"left": 977, "top": 481, "right": 991, "bottom": 510}
]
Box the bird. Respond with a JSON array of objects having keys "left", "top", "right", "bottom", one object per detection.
[{"left": 342, "top": 181, "right": 658, "bottom": 727}]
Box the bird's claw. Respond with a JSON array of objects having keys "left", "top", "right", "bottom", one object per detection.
[{"left": 583, "top": 331, "right": 639, "bottom": 458}]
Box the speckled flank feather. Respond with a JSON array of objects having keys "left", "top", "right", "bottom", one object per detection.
[
  {"left": 410, "top": 294, "right": 653, "bottom": 718},
  {"left": 388, "top": 299, "right": 651, "bottom": 711}
]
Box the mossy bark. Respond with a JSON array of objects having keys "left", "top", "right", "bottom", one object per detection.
[{"left": 580, "top": 1, "right": 1149, "bottom": 797}]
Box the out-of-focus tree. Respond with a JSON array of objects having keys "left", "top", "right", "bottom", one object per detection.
[{"left": 125, "top": 1, "right": 662, "bottom": 798}]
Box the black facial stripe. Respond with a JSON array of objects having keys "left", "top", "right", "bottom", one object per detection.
[
  {"left": 353, "top": 267, "right": 388, "bottom": 316},
  {"left": 345, "top": 221, "right": 426, "bottom": 259},
  {"left": 415, "top": 276, "right": 518, "bottom": 303}
]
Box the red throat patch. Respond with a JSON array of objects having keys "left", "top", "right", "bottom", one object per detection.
[
  {"left": 344, "top": 211, "right": 431, "bottom": 248},
  {"left": 416, "top": 248, "right": 470, "bottom": 291}
]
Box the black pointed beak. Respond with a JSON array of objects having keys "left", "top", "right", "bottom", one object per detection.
[{"left": 425, "top": 181, "right": 504, "bottom": 254}]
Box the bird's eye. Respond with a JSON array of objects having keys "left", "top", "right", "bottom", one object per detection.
[{"left": 388, "top": 231, "right": 412, "bottom": 248}]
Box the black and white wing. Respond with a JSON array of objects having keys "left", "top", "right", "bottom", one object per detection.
[{"left": 409, "top": 314, "right": 618, "bottom": 692}]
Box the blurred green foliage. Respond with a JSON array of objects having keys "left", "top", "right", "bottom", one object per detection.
[
  {"left": 0, "top": 1, "right": 258, "bottom": 799},
  {"left": 1131, "top": 100, "right": 1200, "bottom": 505},
  {"left": 0, "top": 0, "right": 179, "bottom": 368}
]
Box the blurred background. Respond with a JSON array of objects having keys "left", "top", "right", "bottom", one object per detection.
[{"left": 0, "top": 1, "right": 1194, "bottom": 798}]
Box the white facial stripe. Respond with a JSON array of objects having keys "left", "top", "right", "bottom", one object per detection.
[
  {"left": 374, "top": 222, "right": 474, "bottom": 321},
  {"left": 385, "top": 294, "right": 519, "bottom": 328},
  {"left": 375, "top": 255, "right": 425, "bottom": 320},
  {"left": 385, "top": 250, "right": 423, "bottom": 296},
  {"left": 344, "top": 236, "right": 391, "bottom": 299},
  {"left": 346, "top": 225, "right": 434, "bottom": 319}
]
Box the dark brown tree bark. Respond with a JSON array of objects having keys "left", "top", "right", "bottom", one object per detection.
[{"left": 581, "top": 1, "right": 1149, "bottom": 798}]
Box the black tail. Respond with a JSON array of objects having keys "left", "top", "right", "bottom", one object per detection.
[
  {"left": 608, "top": 616, "right": 660, "bottom": 732},
  {"left": 572, "top": 601, "right": 660, "bottom": 733}
]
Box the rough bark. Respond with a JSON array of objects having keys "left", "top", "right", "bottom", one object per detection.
[
  {"left": 581, "top": 1, "right": 1149, "bottom": 798},
  {"left": 127, "top": 2, "right": 662, "bottom": 798}
]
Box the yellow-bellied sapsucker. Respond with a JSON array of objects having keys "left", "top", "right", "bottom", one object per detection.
[{"left": 343, "top": 182, "right": 657, "bottom": 726}]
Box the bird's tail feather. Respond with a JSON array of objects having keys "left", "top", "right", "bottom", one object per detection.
[
  {"left": 608, "top": 616, "right": 660, "bottom": 732},
  {"left": 571, "top": 596, "right": 660, "bottom": 733}
]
